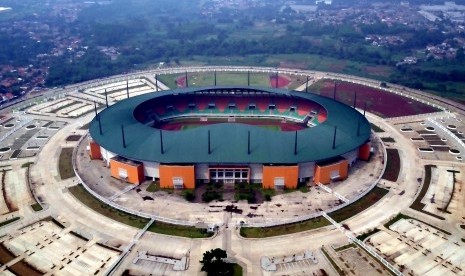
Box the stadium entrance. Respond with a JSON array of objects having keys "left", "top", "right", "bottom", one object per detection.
[{"left": 209, "top": 167, "right": 250, "bottom": 183}]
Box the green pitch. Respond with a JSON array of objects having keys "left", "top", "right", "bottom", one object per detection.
[{"left": 158, "top": 71, "right": 272, "bottom": 89}]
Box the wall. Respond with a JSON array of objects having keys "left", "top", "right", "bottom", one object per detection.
[
  {"left": 142, "top": 161, "right": 160, "bottom": 179},
  {"left": 250, "top": 164, "right": 263, "bottom": 183},
  {"left": 100, "top": 147, "right": 116, "bottom": 166},
  {"left": 298, "top": 162, "right": 315, "bottom": 179},
  {"left": 262, "top": 165, "right": 299, "bottom": 189},
  {"left": 313, "top": 159, "right": 348, "bottom": 184},
  {"left": 358, "top": 142, "right": 371, "bottom": 161},
  {"left": 109, "top": 159, "right": 144, "bottom": 184},
  {"left": 89, "top": 141, "right": 102, "bottom": 160},
  {"left": 159, "top": 165, "right": 195, "bottom": 189},
  {"left": 342, "top": 148, "right": 358, "bottom": 166},
  {"left": 195, "top": 164, "right": 209, "bottom": 180}
]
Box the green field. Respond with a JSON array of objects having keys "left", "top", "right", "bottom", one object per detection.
[
  {"left": 240, "top": 186, "right": 389, "bottom": 238},
  {"left": 58, "top": 148, "right": 75, "bottom": 180},
  {"left": 69, "top": 184, "right": 212, "bottom": 238},
  {"left": 240, "top": 216, "right": 330, "bottom": 238},
  {"left": 180, "top": 123, "right": 280, "bottom": 131},
  {"left": 158, "top": 71, "right": 273, "bottom": 89},
  {"left": 169, "top": 54, "right": 395, "bottom": 81}
]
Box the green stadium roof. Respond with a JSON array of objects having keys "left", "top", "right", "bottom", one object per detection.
[{"left": 89, "top": 86, "right": 371, "bottom": 164}]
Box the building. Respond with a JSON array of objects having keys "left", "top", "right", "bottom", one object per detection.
[{"left": 88, "top": 86, "right": 371, "bottom": 188}]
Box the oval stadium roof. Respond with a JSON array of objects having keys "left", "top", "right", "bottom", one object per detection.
[{"left": 89, "top": 86, "right": 371, "bottom": 164}]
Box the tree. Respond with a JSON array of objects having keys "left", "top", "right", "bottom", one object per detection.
[{"left": 200, "top": 248, "right": 233, "bottom": 275}]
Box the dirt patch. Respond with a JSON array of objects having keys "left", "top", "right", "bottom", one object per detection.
[
  {"left": 58, "top": 148, "right": 75, "bottom": 180},
  {"left": 364, "top": 66, "right": 392, "bottom": 77},
  {"left": 66, "top": 135, "right": 82, "bottom": 142},
  {"left": 382, "top": 148, "right": 400, "bottom": 182},
  {"left": 269, "top": 75, "right": 290, "bottom": 88},
  {"left": 328, "top": 63, "right": 347, "bottom": 72},
  {"left": 246, "top": 213, "right": 263, "bottom": 218},
  {"left": 313, "top": 80, "right": 439, "bottom": 118},
  {"left": 142, "top": 196, "right": 153, "bottom": 201},
  {"left": 224, "top": 205, "right": 243, "bottom": 214},
  {"left": 278, "top": 62, "right": 307, "bottom": 70},
  {"left": 175, "top": 75, "right": 188, "bottom": 88}
]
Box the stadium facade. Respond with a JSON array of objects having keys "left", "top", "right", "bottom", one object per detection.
[{"left": 88, "top": 86, "right": 371, "bottom": 189}]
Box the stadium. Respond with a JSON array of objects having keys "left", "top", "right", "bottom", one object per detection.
[{"left": 87, "top": 85, "right": 372, "bottom": 189}]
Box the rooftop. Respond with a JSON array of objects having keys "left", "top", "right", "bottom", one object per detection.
[{"left": 89, "top": 86, "right": 371, "bottom": 164}]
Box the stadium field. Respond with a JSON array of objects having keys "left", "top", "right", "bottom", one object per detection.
[{"left": 158, "top": 117, "right": 303, "bottom": 132}]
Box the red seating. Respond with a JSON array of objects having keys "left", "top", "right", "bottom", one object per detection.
[
  {"left": 235, "top": 97, "right": 249, "bottom": 111},
  {"left": 174, "top": 97, "right": 189, "bottom": 112},
  {"left": 214, "top": 97, "right": 229, "bottom": 112},
  {"left": 276, "top": 98, "right": 293, "bottom": 113},
  {"left": 146, "top": 94, "right": 327, "bottom": 124},
  {"left": 318, "top": 108, "right": 327, "bottom": 123},
  {"left": 256, "top": 98, "right": 270, "bottom": 112},
  {"left": 195, "top": 97, "right": 209, "bottom": 111}
]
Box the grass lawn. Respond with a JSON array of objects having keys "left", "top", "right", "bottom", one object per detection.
[
  {"left": 146, "top": 181, "right": 160, "bottom": 192},
  {"left": 21, "top": 162, "right": 34, "bottom": 168},
  {"left": 233, "top": 263, "right": 243, "bottom": 276},
  {"left": 69, "top": 184, "right": 212, "bottom": 238},
  {"left": 240, "top": 216, "right": 330, "bottom": 238},
  {"left": 69, "top": 184, "right": 149, "bottom": 228},
  {"left": 383, "top": 213, "right": 412, "bottom": 229},
  {"left": 410, "top": 165, "right": 435, "bottom": 212},
  {"left": 334, "top": 243, "right": 356, "bottom": 252},
  {"left": 370, "top": 123, "right": 384, "bottom": 133},
  {"left": 66, "top": 135, "right": 82, "bottom": 142},
  {"left": 409, "top": 165, "right": 445, "bottom": 220},
  {"left": 240, "top": 186, "right": 389, "bottom": 238},
  {"left": 158, "top": 71, "right": 272, "bottom": 89},
  {"left": 170, "top": 53, "right": 394, "bottom": 81},
  {"left": 157, "top": 74, "right": 181, "bottom": 89},
  {"left": 328, "top": 186, "right": 389, "bottom": 223},
  {"left": 356, "top": 228, "right": 380, "bottom": 241},
  {"left": 381, "top": 137, "right": 395, "bottom": 143},
  {"left": 381, "top": 149, "right": 400, "bottom": 182},
  {"left": 384, "top": 213, "right": 450, "bottom": 235},
  {"left": 79, "top": 122, "right": 90, "bottom": 130},
  {"left": 321, "top": 247, "right": 346, "bottom": 276},
  {"left": 261, "top": 188, "right": 276, "bottom": 199},
  {"left": 31, "top": 203, "right": 43, "bottom": 212},
  {"left": 0, "top": 217, "right": 20, "bottom": 228},
  {"left": 58, "top": 147, "right": 75, "bottom": 180},
  {"left": 147, "top": 221, "right": 213, "bottom": 238}
]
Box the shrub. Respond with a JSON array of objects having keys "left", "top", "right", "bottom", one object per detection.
[
  {"left": 202, "top": 191, "right": 222, "bottom": 202},
  {"left": 183, "top": 190, "right": 195, "bottom": 202},
  {"left": 265, "top": 194, "right": 272, "bottom": 201}
]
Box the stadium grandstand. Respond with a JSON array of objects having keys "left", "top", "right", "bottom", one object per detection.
[{"left": 88, "top": 86, "right": 371, "bottom": 189}]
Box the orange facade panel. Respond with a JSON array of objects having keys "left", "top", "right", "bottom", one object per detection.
[
  {"left": 159, "top": 165, "right": 195, "bottom": 189},
  {"left": 110, "top": 158, "right": 144, "bottom": 185},
  {"left": 262, "top": 165, "right": 298, "bottom": 189},
  {"left": 358, "top": 142, "right": 371, "bottom": 161},
  {"left": 89, "top": 141, "right": 102, "bottom": 160},
  {"left": 313, "top": 159, "right": 348, "bottom": 185}
]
